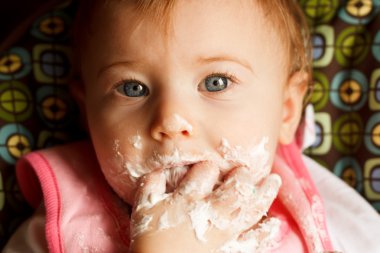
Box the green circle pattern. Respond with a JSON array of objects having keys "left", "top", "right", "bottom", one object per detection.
[
  {"left": 333, "top": 113, "right": 363, "bottom": 154},
  {"left": 300, "top": 0, "right": 339, "bottom": 24},
  {"left": 335, "top": 26, "right": 371, "bottom": 67},
  {"left": 311, "top": 71, "right": 329, "bottom": 111},
  {"left": 0, "top": 81, "right": 33, "bottom": 122}
]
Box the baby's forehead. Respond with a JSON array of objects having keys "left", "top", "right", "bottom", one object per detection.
[
  {"left": 87, "top": 0, "right": 288, "bottom": 47},
  {"left": 76, "top": 0, "right": 309, "bottom": 74},
  {"left": 85, "top": 0, "right": 282, "bottom": 28}
]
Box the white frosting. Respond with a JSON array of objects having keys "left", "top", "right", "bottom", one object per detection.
[
  {"left": 129, "top": 135, "right": 142, "bottom": 150},
  {"left": 147, "top": 148, "right": 213, "bottom": 169},
  {"left": 219, "top": 236, "right": 258, "bottom": 253},
  {"left": 132, "top": 215, "right": 153, "bottom": 238},
  {"left": 219, "top": 218, "right": 281, "bottom": 253},
  {"left": 158, "top": 211, "right": 170, "bottom": 230},
  {"left": 124, "top": 147, "right": 216, "bottom": 189},
  {"left": 113, "top": 139, "right": 123, "bottom": 160},
  {"left": 117, "top": 136, "right": 280, "bottom": 249},
  {"left": 135, "top": 172, "right": 168, "bottom": 211},
  {"left": 113, "top": 139, "right": 149, "bottom": 183},
  {"left": 188, "top": 201, "right": 213, "bottom": 242},
  {"left": 218, "top": 137, "right": 270, "bottom": 173},
  {"left": 158, "top": 210, "right": 186, "bottom": 230},
  {"left": 164, "top": 165, "right": 189, "bottom": 192}
]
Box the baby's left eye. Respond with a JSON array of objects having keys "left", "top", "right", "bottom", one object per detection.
[
  {"left": 115, "top": 80, "right": 149, "bottom": 97},
  {"left": 200, "top": 75, "right": 229, "bottom": 92}
]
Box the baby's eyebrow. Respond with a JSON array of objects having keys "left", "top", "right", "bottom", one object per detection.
[
  {"left": 97, "top": 55, "right": 254, "bottom": 78},
  {"left": 195, "top": 55, "right": 253, "bottom": 73},
  {"left": 97, "top": 60, "right": 142, "bottom": 78}
]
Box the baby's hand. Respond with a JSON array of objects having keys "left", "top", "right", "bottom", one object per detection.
[{"left": 129, "top": 162, "right": 282, "bottom": 253}]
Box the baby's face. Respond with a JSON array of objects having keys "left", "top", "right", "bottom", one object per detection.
[{"left": 80, "top": 0, "right": 297, "bottom": 204}]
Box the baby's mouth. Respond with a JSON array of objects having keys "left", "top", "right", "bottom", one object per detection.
[{"left": 164, "top": 163, "right": 196, "bottom": 193}]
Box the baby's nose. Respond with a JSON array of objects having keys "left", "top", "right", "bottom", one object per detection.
[{"left": 151, "top": 113, "right": 193, "bottom": 141}]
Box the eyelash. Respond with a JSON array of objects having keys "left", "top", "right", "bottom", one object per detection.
[
  {"left": 205, "top": 71, "right": 239, "bottom": 85},
  {"left": 206, "top": 71, "right": 238, "bottom": 82},
  {"left": 114, "top": 77, "right": 141, "bottom": 88}
]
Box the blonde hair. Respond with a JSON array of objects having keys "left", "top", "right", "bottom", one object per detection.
[{"left": 74, "top": 0, "right": 312, "bottom": 83}]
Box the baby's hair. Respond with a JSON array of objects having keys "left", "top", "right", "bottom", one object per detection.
[{"left": 73, "top": 0, "right": 312, "bottom": 98}]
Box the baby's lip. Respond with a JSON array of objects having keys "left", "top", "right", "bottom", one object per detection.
[
  {"left": 153, "top": 159, "right": 205, "bottom": 171},
  {"left": 162, "top": 161, "right": 206, "bottom": 192},
  {"left": 164, "top": 160, "right": 202, "bottom": 170}
]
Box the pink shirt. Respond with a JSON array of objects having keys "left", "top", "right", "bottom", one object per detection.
[{"left": 16, "top": 141, "right": 130, "bottom": 252}]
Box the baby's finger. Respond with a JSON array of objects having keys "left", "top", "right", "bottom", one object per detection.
[
  {"left": 210, "top": 166, "right": 256, "bottom": 211},
  {"left": 240, "top": 174, "right": 281, "bottom": 226},
  {"left": 241, "top": 217, "right": 281, "bottom": 251},
  {"left": 210, "top": 171, "right": 281, "bottom": 232},
  {"left": 176, "top": 161, "right": 220, "bottom": 199},
  {"left": 253, "top": 173, "right": 281, "bottom": 210},
  {"left": 134, "top": 170, "right": 166, "bottom": 210},
  {"left": 223, "top": 163, "right": 270, "bottom": 187},
  {"left": 219, "top": 217, "right": 281, "bottom": 253}
]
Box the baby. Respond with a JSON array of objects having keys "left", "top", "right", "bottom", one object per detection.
[
  {"left": 4, "top": 0, "right": 380, "bottom": 253},
  {"left": 73, "top": 0, "right": 319, "bottom": 251}
]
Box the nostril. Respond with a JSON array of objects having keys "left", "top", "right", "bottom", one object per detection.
[{"left": 181, "top": 130, "right": 191, "bottom": 137}]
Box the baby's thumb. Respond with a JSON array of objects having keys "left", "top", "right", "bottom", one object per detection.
[{"left": 134, "top": 170, "right": 166, "bottom": 210}]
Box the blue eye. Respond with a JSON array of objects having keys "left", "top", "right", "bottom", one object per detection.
[
  {"left": 116, "top": 81, "right": 149, "bottom": 97},
  {"left": 204, "top": 76, "right": 228, "bottom": 92}
]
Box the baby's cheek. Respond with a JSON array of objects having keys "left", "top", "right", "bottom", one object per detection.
[
  {"left": 98, "top": 142, "right": 145, "bottom": 204},
  {"left": 102, "top": 165, "right": 138, "bottom": 204}
]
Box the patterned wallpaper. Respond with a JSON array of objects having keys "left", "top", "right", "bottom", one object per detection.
[{"left": 301, "top": 0, "right": 380, "bottom": 212}]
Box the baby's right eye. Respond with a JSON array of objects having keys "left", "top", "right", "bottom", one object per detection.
[{"left": 115, "top": 80, "right": 149, "bottom": 97}]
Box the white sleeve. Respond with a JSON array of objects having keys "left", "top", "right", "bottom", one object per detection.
[
  {"left": 303, "top": 155, "right": 380, "bottom": 253},
  {"left": 3, "top": 204, "right": 48, "bottom": 253}
]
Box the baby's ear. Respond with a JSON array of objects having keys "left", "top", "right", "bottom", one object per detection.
[{"left": 279, "top": 71, "right": 309, "bottom": 145}]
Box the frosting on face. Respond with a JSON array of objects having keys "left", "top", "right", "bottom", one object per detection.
[
  {"left": 129, "top": 135, "right": 142, "bottom": 150},
  {"left": 129, "top": 136, "right": 280, "bottom": 250},
  {"left": 218, "top": 137, "right": 270, "bottom": 172},
  {"left": 113, "top": 136, "right": 271, "bottom": 194}
]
